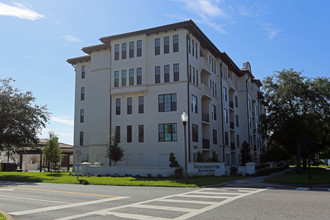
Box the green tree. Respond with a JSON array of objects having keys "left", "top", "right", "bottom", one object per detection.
[
  {"left": 169, "top": 152, "right": 179, "bottom": 167},
  {"left": 0, "top": 78, "right": 49, "bottom": 158},
  {"left": 259, "top": 69, "right": 329, "bottom": 172},
  {"left": 240, "top": 141, "right": 251, "bottom": 165},
  {"left": 106, "top": 131, "right": 125, "bottom": 166},
  {"left": 43, "top": 132, "right": 62, "bottom": 171}
]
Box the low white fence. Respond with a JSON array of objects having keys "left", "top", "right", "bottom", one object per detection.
[{"left": 77, "top": 162, "right": 256, "bottom": 177}]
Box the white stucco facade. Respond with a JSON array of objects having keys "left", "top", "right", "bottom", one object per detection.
[{"left": 67, "top": 20, "right": 265, "bottom": 170}]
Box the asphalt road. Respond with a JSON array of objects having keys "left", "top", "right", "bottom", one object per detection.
[{"left": 0, "top": 181, "right": 329, "bottom": 220}]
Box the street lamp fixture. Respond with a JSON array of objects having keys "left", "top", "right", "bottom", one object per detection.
[{"left": 181, "top": 111, "right": 188, "bottom": 184}]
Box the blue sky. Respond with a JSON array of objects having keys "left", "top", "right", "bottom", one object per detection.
[{"left": 1, "top": 0, "right": 329, "bottom": 145}]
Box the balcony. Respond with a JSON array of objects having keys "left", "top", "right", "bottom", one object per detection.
[
  {"left": 202, "top": 112, "right": 209, "bottom": 123},
  {"left": 202, "top": 139, "right": 210, "bottom": 149},
  {"left": 230, "top": 121, "right": 235, "bottom": 130},
  {"left": 231, "top": 143, "right": 235, "bottom": 151},
  {"left": 201, "top": 83, "right": 212, "bottom": 99},
  {"left": 229, "top": 101, "right": 234, "bottom": 109},
  {"left": 199, "top": 57, "right": 211, "bottom": 74}
]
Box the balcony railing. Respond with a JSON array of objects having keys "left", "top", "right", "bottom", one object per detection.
[
  {"left": 230, "top": 121, "right": 235, "bottom": 129},
  {"left": 203, "top": 139, "right": 210, "bottom": 149},
  {"left": 229, "top": 101, "right": 234, "bottom": 109},
  {"left": 202, "top": 112, "right": 209, "bottom": 123},
  {"left": 231, "top": 143, "right": 235, "bottom": 150}
]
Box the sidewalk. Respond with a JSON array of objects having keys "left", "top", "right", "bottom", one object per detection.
[{"left": 221, "top": 167, "right": 330, "bottom": 191}]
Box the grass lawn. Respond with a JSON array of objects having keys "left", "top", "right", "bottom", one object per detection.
[
  {"left": 0, "top": 212, "right": 6, "bottom": 220},
  {"left": 0, "top": 172, "right": 244, "bottom": 187},
  {"left": 265, "top": 167, "right": 330, "bottom": 185}
]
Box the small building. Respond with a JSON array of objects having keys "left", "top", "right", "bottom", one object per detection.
[{"left": 0, "top": 139, "right": 73, "bottom": 171}]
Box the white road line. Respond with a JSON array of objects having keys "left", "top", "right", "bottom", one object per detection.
[
  {"left": 178, "top": 194, "right": 231, "bottom": 199},
  {"left": 131, "top": 204, "right": 196, "bottom": 213},
  {"left": 105, "top": 211, "right": 170, "bottom": 220},
  {"left": 157, "top": 199, "right": 215, "bottom": 205},
  {"left": 175, "top": 188, "right": 267, "bottom": 220},
  {"left": 296, "top": 187, "right": 310, "bottom": 191},
  {"left": 10, "top": 196, "right": 128, "bottom": 216},
  {"left": 192, "top": 191, "right": 242, "bottom": 195},
  {"left": 0, "top": 189, "right": 14, "bottom": 191},
  {"left": 0, "top": 194, "right": 69, "bottom": 204}
]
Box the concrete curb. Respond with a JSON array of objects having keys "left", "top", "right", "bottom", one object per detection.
[{"left": 0, "top": 210, "right": 14, "bottom": 220}]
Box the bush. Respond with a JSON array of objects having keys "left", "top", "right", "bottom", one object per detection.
[
  {"left": 169, "top": 153, "right": 179, "bottom": 167},
  {"left": 147, "top": 173, "right": 152, "bottom": 178},
  {"left": 174, "top": 166, "right": 183, "bottom": 177},
  {"left": 157, "top": 174, "right": 163, "bottom": 178},
  {"left": 230, "top": 167, "right": 238, "bottom": 176}
]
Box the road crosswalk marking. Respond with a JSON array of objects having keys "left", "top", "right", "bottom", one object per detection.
[{"left": 55, "top": 187, "right": 266, "bottom": 220}]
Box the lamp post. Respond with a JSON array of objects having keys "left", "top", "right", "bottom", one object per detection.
[{"left": 181, "top": 111, "right": 188, "bottom": 184}]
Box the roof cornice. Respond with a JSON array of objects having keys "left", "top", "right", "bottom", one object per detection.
[
  {"left": 82, "top": 44, "right": 110, "bottom": 54},
  {"left": 66, "top": 55, "right": 91, "bottom": 65}
]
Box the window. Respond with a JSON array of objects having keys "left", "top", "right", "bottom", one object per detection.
[
  {"left": 116, "top": 98, "right": 121, "bottom": 115},
  {"left": 155, "top": 66, "right": 160, "bottom": 83},
  {"left": 189, "top": 65, "right": 191, "bottom": 81},
  {"left": 224, "top": 109, "right": 228, "bottom": 123},
  {"left": 79, "top": 131, "right": 84, "bottom": 145},
  {"left": 236, "top": 115, "right": 239, "bottom": 127},
  {"left": 188, "top": 38, "right": 191, "bottom": 53},
  {"left": 129, "top": 41, "right": 134, "bottom": 58},
  {"left": 173, "top": 35, "right": 179, "bottom": 52},
  {"left": 122, "top": 43, "right": 127, "bottom": 59},
  {"left": 129, "top": 69, "right": 134, "bottom": 86},
  {"left": 81, "top": 65, "right": 85, "bottom": 79},
  {"left": 164, "top": 37, "right": 169, "bottom": 54},
  {"left": 223, "top": 87, "right": 227, "bottom": 101},
  {"left": 236, "top": 135, "right": 240, "bottom": 147},
  {"left": 127, "top": 97, "right": 132, "bottom": 114},
  {"left": 225, "top": 132, "right": 229, "bottom": 145},
  {"left": 213, "top": 129, "right": 217, "bottom": 144},
  {"left": 196, "top": 70, "right": 198, "bottom": 86},
  {"left": 138, "top": 96, "right": 144, "bottom": 113},
  {"left": 127, "top": 125, "right": 132, "bottom": 143},
  {"left": 115, "top": 44, "right": 119, "bottom": 60},
  {"left": 137, "top": 40, "right": 142, "bottom": 57},
  {"left": 249, "top": 117, "right": 251, "bottom": 129},
  {"left": 164, "top": 65, "right": 170, "bottom": 82},
  {"left": 193, "top": 67, "right": 195, "bottom": 84},
  {"left": 191, "top": 95, "right": 197, "bottom": 113},
  {"left": 114, "top": 71, "right": 119, "bottom": 87},
  {"left": 80, "top": 109, "right": 84, "bottom": 123},
  {"left": 173, "top": 63, "right": 179, "bottom": 81},
  {"left": 121, "top": 70, "right": 127, "bottom": 86},
  {"left": 158, "top": 93, "right": 177, "bottom": 112},
  {"left": 81, "top": 87, "right": 85, "bottom": 101},
  {"left": 195, "top": 42, "right": 198, "bottom": 58},
  {"left": 155, "top": 38, "right": 160, "bottom": 55},
  {"left": 159, "top": 123, "right": 177, "bottom": 142},
  {"left": 192, "top": 124, "right": 198, "bottom": 142},
  {"left": 248, "top": 99, "right": 251, "bottom": 111},
  {"left": 139, "top": 125, "right": 144, "bottom": 142},
  {"left": 212, "top": 105, "right": 216, "bottom": 120},
  {"left": 192, "top": 39, "right": 194, "bottom": 56},
  {"left": 235, "top": 95, "right": 238, "bottom": 108},
  {"left": 115, "top": 126, "right": 120, "bottom": 142},
  {"left": 137, "top": 67, "right": 142, "bottom": 85}
]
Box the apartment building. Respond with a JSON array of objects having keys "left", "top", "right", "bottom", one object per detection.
[{"left": 67, "top": 20, "right": 265, "bottom": 169}]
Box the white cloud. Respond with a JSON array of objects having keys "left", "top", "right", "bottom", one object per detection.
[
  {"left": 258, "top": 22, "right": 282, "bottom": 40},
  {"left": 174, "top": 0, "right": 228, "bottom": 34},
  {"left": 62, "top": 35, "right": 82, "bottom": 43},
  {"left": 177, "top": 0, "right": 225, "bottom": 17},
  {"left": 51, "top": 116, "right": 74, "bottom": 126},
  {"left": 238, "top": 5, "right": 267, "bottom": 17},
  {"left": 0, "top": 2, "right": 44, "bottom": 20}
]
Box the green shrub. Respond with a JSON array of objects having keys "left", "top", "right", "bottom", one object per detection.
[
  {"left": 230, "top": 167, "right": 238, "bottom": 176},
  {"left": 174, "top": 166, "right": 183, "bottom": 177}
]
